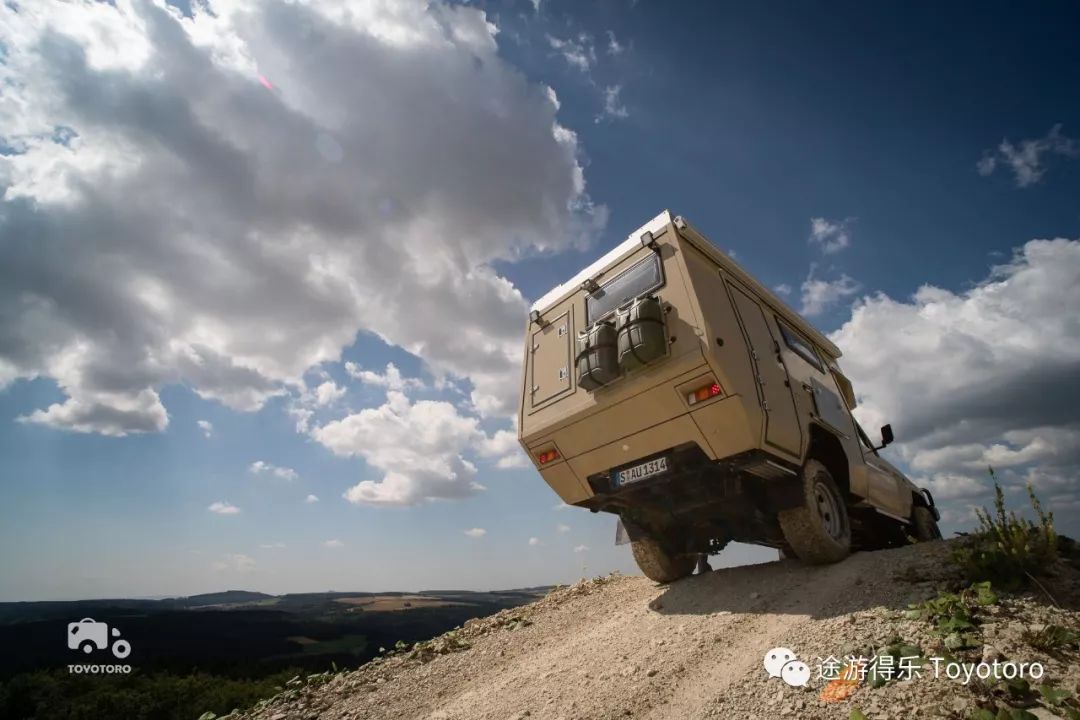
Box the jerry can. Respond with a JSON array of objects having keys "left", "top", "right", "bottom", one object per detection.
[
  {"left": 576, "top": 321, "right": 619, "bottom": 390},
  {"left": 617, "top": 296, "right": 667, "bottom": 372}
]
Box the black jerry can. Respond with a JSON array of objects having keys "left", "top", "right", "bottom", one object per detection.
[
  {"left": 617, "top": 296, "right": 667, "bottom": 372},
  {"left": 576, "top": 321, "right": 619, "bottom": 391}
]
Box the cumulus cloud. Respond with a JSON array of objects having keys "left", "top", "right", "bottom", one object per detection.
[
  {"left": 315, "top": 391, "right": 519, "bottom": 506},
  {"left": 197, "top": 419, "right": 213, "bottom": 438},
  {"left": 323, "top": 539, "right": 343, "bottom": 548},
  {"left": 773, "top": 284, "right": 792, "bottom": 296},
  {"left": 977, "top": 124, "right": 1080, "bottom": 187},
  {"left": 464, "top": 527, "right": 486, "bottom": 538},
  {"left": 528, "top": 537, "right": 542, "bottom": 546},
  {"left": 344, "top": 362, "right": 424, "bottom": 392},
  {"left": 249, "top": 460, "right": 299, "bottom": 481},
  {"left": 830, "top": 238, "right": 1080, "bottom": 521},
  {"left": 259, "top": 542, "right": 286, "bottom": 549},
  {"left": 208, "top": 501, "right": 241, "bottom": 515},
  {"left": 573, "top": 544, "right": 588, "bottom": 553},
  {"left": 808, "top": 217, "right": 854, "bottom": 254},
  {"left": 800, "top": 267, "right": 861, "bottom": 316},
  {"left": 304, "top": 494, "right": 319, "bottom": 504},
  {"left": 314, "top": 380, "right": 345, "bottom": 407},
  {"left": 556, "top": 523, "right": 570, "bottom": 533},
  {"left": 0, "top": 0, "right": 604, "bottom": 436}
]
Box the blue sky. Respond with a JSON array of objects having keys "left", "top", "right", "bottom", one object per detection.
[{"left": 1, "top": 0, "right": 1079, "bottom": 601}]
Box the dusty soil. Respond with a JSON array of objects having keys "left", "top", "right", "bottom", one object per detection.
[{"left": 240, "top": 540, "right": 1080, "bottom": 720}]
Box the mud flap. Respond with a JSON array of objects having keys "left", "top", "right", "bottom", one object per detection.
[{"left": 615, "top": 517, "right": 647, "bottom": 545}]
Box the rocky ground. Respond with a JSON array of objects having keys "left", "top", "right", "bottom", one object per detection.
[{"left": 235, "top": 540, "right": 1080, "bottom": 720}]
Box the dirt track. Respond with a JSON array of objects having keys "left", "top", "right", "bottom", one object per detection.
[{"left": 241, "top": 541, "right": 1080, "bottom": 720}]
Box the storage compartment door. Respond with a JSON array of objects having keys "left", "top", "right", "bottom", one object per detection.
[
  {"left": 728, "top": 284, "right": 802, "bottom": 456},
  {"left": 530, "top": 311, "right": 573, "bottom": 407}
]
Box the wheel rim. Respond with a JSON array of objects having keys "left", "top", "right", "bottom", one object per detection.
[{"left": 813, "top": 480, "right": 845, "bottom": 540}]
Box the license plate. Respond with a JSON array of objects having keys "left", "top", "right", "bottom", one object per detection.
[{"left": 615, "top": 456, "right": 669, "bottom": 487}]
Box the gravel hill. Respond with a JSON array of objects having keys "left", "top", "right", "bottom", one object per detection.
[{"left": 238, "top": 540, "right": 1080, "bottom": 720}]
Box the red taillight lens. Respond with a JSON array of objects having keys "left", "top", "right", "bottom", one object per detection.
[
  {"left": 687, "top": 382, "right": 722, "bottom": 405},
  {"left": 536, "top": 449, "right": 560, "bottom": 465}
]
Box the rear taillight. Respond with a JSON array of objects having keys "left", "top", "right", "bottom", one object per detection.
[
  {"left": 536, "top": 449, "right": 560, "bottom": 465},
  {"left": 687, "top": 382, "right": 722, "bottom": 405}
]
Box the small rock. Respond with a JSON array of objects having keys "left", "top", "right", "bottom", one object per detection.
[
  {"left": 982, "top": 644, "right": 1003, "bottom": 663},
  {"left": 646, "top": 668, "right": 658, "bottom": 677},
  {"left": 750, "top": 592, "right": 761, "bottom": 600}
]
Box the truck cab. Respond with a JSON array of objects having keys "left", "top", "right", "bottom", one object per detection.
[{"left": 517, "top": 211, "right": 940, "bottom": 582}]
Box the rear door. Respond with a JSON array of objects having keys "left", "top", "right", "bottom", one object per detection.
[{"left": 727, "top": 282, "right": 802, "bottom": 456}]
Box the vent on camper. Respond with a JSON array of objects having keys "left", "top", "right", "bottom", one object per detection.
[
  {"left": 616, "top": 295, "right": 667, "bottom": 372},
  {"left": 576, "top": 321, "right": 619, "bottom": 391}
]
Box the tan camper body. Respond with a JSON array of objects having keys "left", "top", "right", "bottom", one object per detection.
[{"left": 518, "top": 211, "right": 939, "bottom": 579}]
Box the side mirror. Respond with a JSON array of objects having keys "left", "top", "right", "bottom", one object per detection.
[{"left": 879, "top": 424, "right": 894, "bottom": 447}]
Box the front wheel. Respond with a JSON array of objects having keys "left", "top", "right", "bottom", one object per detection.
[
  {"left": 911, "top": 506, "right": 942, "bottom": 542},
  {"left": 631, "top": 537, "right": 695, "bottom": 584},
  {"left": 778, "top": 459, "right": 851, "bottom": 564}
]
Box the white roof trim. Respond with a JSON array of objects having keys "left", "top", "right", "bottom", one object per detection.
[{"left": 530, "top": 210, "right": 672, "bottom": 314}]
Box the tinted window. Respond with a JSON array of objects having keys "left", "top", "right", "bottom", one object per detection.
[
  {"left": 777, "top": 320, "right": 824, "bottom": 372},
  {"left": 586, "top": 253, "right": 663, "bottom": 324}
]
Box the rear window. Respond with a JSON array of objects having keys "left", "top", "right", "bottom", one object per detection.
[{"left": 586, "top": 253, "right": 663, "bottom": 324}]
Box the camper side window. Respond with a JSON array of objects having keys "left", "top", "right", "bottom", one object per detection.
[{"left": 777, "top": 320, "right": 824, "bottom": 372}]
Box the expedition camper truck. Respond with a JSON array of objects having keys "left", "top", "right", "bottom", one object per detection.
[{"left": 517, "top": 211, "right": 940, "bottom": 583}]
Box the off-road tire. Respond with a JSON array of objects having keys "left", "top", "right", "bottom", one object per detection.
[
  {"left": 911, "top": 506, "right": 942, "bottom": 542},
  {"left": 631, "top": 537, "right": 695, "bottom": 583},
  {"left": 778, "top": 459, "right": 851, "bottom": 564}
]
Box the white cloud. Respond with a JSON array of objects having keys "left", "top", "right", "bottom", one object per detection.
[
  {"left": 0, "top": 0, "right": 605, "bottom": 436},
  {"left": 556, "top": 523, "right": 570, "bottom": 533},
  {"left": 259, "top": 542, "right": 286, "bottom": 549},
  {"left": 977, "top": 124, "right": 1080, "bottom": 187},
  {"left": 606, "top": 30, "right": 624, "bottom": 56},
  {"left": 800, "top": 267, "right": 861, "bottom": 316},
  {"left": 773, "top": 284, "right": 792, "bottom": 296},
  {"left": 528, "top": 537, "right": 542, "bottom": 546},
  {"left": 314, "top": 380, "right": 346, "bottom": 407},
  {"left": 830, "top": 237, "right": 1080, "bottom": 525},
  {"left": 249, "top": 460, "right": 299, "bottom": 481},
  {"left": 573, "top": 544, "right": 588, "bottom": 553},
  {"left": 464, "top": 527, "right": 487, "bottom": 538},
  {"left": 208, "top": 501, "right": 240, "bottom": 515},
  {"left": 596, "top": 85, "right": 629, "bottom": 123},
  {"left": 547, "top": 33, "right": 596, "bottom": 72},
  {"left": 323, "top": 539, "right": 343, "bottom": 548},
  {"left": 304, "top": 494, "right": 319, "bottom": 504},
  {"left": 197, "top": 419, "right": 213, "bottom": 438},
  {"left": 315, "top": 391, "right": 520, "bottom": 506},
  {"left": 808, "top": 217, "right": 853, "bottom": 254},
  {"left": 344, "top": 362, "right": 424, "bottom": 392},
  {"left": 553, "top": 502, "right": 570, "bottom": 511},
  {"left": 212, "top": 553, "right": 256, "bottom": 573}
]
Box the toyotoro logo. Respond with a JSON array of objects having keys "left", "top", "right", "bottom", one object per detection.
[
  {"left": 764, "top": 646, "right": 810, "bottom": 687},
  {"left": 67, "top": 618, "right": 131, "bottom": 659}
]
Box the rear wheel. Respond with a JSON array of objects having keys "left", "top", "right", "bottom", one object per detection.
[
  {"left": 631, "top": 537, "right": 695, "bottom": 583},
  {"left": 778, "top": 459, "right": 851, "bottom": 564},
  {"left": 911, "top": 506, "right": 942, "bottom": 542}
]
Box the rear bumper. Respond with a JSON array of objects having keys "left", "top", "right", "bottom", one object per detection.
[{"left": 579, "top": 446, "right": 802, "bottom": 515}]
